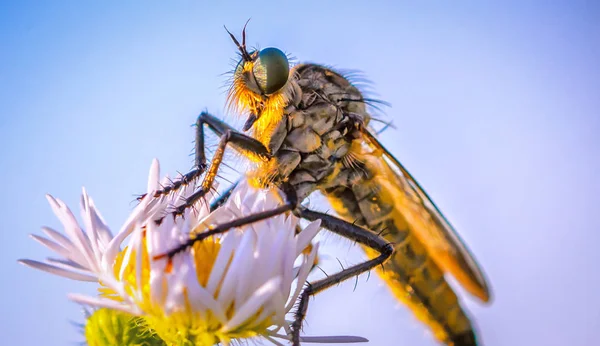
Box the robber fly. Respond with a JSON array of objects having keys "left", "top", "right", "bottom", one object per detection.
[{"left": 148, "top": 23, "right": 492, "bottom": 346}]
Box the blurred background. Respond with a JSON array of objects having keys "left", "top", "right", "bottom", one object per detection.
[{"left": 1, "top": 1, "right": 599, "bottom": 345}]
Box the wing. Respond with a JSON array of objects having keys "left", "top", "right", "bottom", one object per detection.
[{"left": 363, "top": 129, "right": 492, "bottom": 303}]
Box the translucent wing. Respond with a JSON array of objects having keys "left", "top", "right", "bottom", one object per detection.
[{"left": 364, "top": 129, "right": 492, "bottom": 303}]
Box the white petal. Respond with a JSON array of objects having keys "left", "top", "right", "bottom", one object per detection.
[
  {"left": 45, "top": 258, "right": 91, "bottom": 274},
  {"left": 103, "top": 197, "right": 149, "bottom": 270},
  {"left": 205, "top": 230, "right": 239, "bottom": 296},
  {"left": 221, "top": 277, "right": 282, "bottom": 332},
  {"left": 87, "top": 198, "right": 113, "bottom": 243},
  {"left": 46, "top": 195, "right": 97, "bottom": 272},
  {"left": 68, "top": 293, "right": 139, "bottom": 315},
  {"left": 286, "top": 243, "right": 318, "bottom": 313},
  {"left": 233, "top": 230, "right": 258, "bottom": 304},
  {"left": 18, "top": 260, "right": 97, "bottom": 282},
  {"left": 133, "top": 228, "right": 145, "bottom": 302},
  {"left": 29, "top": 235, "right": 71, "bottom": 263},
  {"left": 147, "top": 267, "right": 167, "bottom": 308},
  {"left": 80, "top": 188, "right": 102, "bottom": 273},
  {"left": 148, "top": 159, "right": 161, "bottom": 194},
  {"left": 146, "top": 215, "right": 176, "bottom": 257},
  {"left": 218, "top": 228, "right": 255, "bottom": 308},
  {"left": 295, "top": 219, "right": 321, "bottom": 257},
  {"left": 168, "top": 254, "right": 227, "bottom": 324},
  {"left": 45, "top": 257, "right": 86, "bottom": 270},
  {"left": 40, "top": 227, "right": 74, "bottom": 252},
  {"left": 250, "top": 225, "right": 278, "bottom": 294},
  {"left": 281, "top": 220, "right": 298, "bottom": 289},
  {"left": 96, "top": 274, "right": 128, "bottom": 300},
  {"left": 250, "top": 289, "right": 286, "bottom": 330},
  {"left": 263, "top": 333, "right": 286, "bottom": 346}
]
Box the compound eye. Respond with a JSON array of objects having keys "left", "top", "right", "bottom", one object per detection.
[{"left": 252, "top": 48, "right": 289, "bottom": 94}]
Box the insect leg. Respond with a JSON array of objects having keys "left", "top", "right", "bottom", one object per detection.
[
  {"left": 139, "top": 112, "right": 266, "bottom": 202},
  {"left": 133, "top": 119, "right": 209, "bottom": 200},
  {"left": 154, "top": 184, "right": 298, "bottom": 260},
  {"left": 209, "top": 179, "right": 239, "bottom": 212},
  {"left": 194, "top": 112, "right": 259, "bottom": 166},
  {"left": 290, "top": 208, "right": 394, "bottom": 346},
  {"left": 171, "top": 112, "right": 270, "bottom": 215}
]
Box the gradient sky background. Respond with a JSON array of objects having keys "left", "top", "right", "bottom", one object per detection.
[{"left": 1, "top": 1, "right": 599, "bottom": 346}]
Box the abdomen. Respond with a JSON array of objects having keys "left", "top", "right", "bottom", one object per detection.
[{"left": 323, "top": 163, "right": 479, "bottom": 346}]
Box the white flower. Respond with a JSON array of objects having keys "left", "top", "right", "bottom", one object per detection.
[{"left": 20, "top": 159, "right": 366, "bottom": 345}]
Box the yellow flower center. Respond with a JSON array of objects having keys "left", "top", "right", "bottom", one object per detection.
[{"left": 101, "top": 230, "right": 277, "bottom": 345}]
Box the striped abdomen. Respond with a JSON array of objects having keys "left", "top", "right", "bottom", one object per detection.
[{"left": 323, "top": 156, "right": 478, "bottom": 346}]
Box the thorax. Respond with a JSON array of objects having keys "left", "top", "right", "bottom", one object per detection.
[{"left": 247, "top": 64, "right": 372, "bottom": 201}]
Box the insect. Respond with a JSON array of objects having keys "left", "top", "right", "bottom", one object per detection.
[{"left": 149, "top": 23, "right": 492, "bottom": 346}]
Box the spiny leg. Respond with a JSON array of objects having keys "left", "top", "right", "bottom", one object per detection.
[
  {"left": 291, "top": 208, "right": 394, "bottom": 346},
  {"left": 209, "top": 179, "right": 240, "bottom": 212},
  {"left": 138, "top": 112, "right": 267, "bottom": 204},
  {"left": 152, "top": 112, "right": 269, "bottom": 218},
  {"left": 137, "top": 115, "right": 210, "bottom": 201},
  {"left": 173, "top": 138, "right": 268, "bottom": 217},
  {"left": 154, "top": 183, "right": 298, "bottom": 260},
  {"left": 156, "top": 192, "right": 383, "bottom": 343}
]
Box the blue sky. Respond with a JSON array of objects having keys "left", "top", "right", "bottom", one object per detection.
[{"left": 1, "top": 1, "right": 599, "bottom": 345}]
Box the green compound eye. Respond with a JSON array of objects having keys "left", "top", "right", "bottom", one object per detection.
[{"left": 252, "top": 48, "right": 289, "bottom": 94}]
